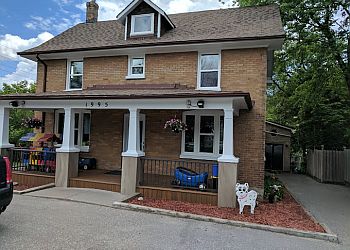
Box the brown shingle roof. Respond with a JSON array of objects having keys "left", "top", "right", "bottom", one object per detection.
[{"left": 19, "top": 4, "right": 284, "bottom": 55}]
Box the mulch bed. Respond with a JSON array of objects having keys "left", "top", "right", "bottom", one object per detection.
[{"left": 129, "top": 191, "right": 325, "bottom": 233}]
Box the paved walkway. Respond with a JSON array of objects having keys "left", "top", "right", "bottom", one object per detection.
[
  {"left": 278, "top": 174, "right": 350, "bottom": 248},
  {"left": 25, "top": 187, "right": 135, "bottom": 207}
]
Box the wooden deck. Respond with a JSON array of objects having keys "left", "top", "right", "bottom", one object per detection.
[
  {"left": 12, "top": 171, "right": 55, "bottom": 186},
  {"left": 12, "top": 169, "right": 218, "bottom": 205},
  {"left": 69, "top": 169, "right": 121, "bottom": 192}
]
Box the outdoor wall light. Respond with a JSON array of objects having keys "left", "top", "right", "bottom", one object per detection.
[
  {"left": 9, "top": 101, "right": 19, "bottom": 107},
  {"left": 9, "top": 101, "right": 25, "bottom": 107},
  {"left": 197, "top": 100, "right": 205, "bottom": 108}
]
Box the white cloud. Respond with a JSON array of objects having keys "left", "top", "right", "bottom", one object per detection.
[
  {"left": 0, "top": 32, "right": 54, "bottom": 85},
  {"left": 0, "top": 60, "right": 36, "bottom": 85},
  {"left": 0, "top": 32, "right": 54, "bottom": 61},
  {"left": 25, "top": 15, "right": 82, "bottom": 34}
]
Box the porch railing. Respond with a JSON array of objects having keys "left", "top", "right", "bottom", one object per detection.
[
  {"left": 139, "top": 158, "right": 218, "bottom": 193},
  {"left": 9, "top": 148, "right": 57, "bottom": 174}
]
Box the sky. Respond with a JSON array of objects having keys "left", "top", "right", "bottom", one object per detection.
[{"left": 0, "top": 0, "right": 231, "bottom": 86}]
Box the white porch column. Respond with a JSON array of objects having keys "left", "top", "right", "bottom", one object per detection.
[
  {"left": 122, "top": 108, "right": 144, "bottom": 157},
  {"left": 56, "top": 108, "right": 80, "bottom": 153},
  {"left": 0, "top": 107, "right": 14, "bottom": 151},
  {"left": 55, "top": 108, "right": 80, "bottom": 187},
  {"left": 218, "top": 108, "right": 239, "bottom": 208},
  {"left": 121, "top": 108, "right": 144, "bottom": 195}
]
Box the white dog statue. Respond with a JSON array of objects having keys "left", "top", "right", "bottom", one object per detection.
[{"left": 235, "top": 183, "right": 258, "bottom": 214}]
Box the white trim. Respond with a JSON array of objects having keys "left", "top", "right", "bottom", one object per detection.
[
  {"left": 181, "top": 110, "right": 224, "bottom": 160},
  {"left": 157, "top": 12, "right": 161, "bottom": 38},
  {"left": 66, "top": 59, "right": 83, "bottom": 91},
  {"left": 1, "top": 97, "right": 247, "bottom": 111},
  {"left": 23, "top": 39, "right": 284, "bottom": 62},
  {"left": 127, "top": 55, "right": 145, "bottom": 78},
  {"left": 130, "top": 13, "right": 154, "bottom": 37},
  {"left": 116, "top": 0, "right": 175, "bottom": 29},
  {"left": 124, "top": 16, "right": 128, "bottom": 40},
  {"left": 197, "top": 52, "right": 221, "bottom": 91},
  {"left": 180, "top": 153, "right": 220, "bottom": 161}
]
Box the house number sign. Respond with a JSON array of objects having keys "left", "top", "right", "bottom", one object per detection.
[{"left": 85, "top": 101, "right": 109, "bottom": 108}]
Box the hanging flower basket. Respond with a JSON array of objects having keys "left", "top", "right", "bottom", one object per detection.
[
  {"left": 22, "top": 118, "right": 43, "bottom": 129},
  {"left": 164, "top": 117, "right": 187, "bottom": 133}
]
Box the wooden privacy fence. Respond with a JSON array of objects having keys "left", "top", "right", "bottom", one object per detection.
[{"left": 307, "top": 149, "right": 350, "bottom": 184}]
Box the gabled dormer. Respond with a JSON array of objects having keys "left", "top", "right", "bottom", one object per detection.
[{"left": 116, "top": 0, "right": 175, "bottom": 39}]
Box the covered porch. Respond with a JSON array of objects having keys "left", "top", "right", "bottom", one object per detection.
[{"left": 0, "top": 86, "right": 252, "bottom": 207}]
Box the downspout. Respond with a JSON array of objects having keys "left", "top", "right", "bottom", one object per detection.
[{"left": 36, "top": 54, "right": 47, "bottom": 133}]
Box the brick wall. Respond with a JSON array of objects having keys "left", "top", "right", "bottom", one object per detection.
[
  {"left": 40, "top": 48, "right": 267, "bottom": 188},
  {"left": 83, "top": 52, "right": 197, "bottom": 88}
]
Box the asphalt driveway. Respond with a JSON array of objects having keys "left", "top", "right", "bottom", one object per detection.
[
  {"left": 278, "top": 174, "right": 350, "bottom": 249},
  {"left": 0, "top": 195, "right": 344, "bottom": 250}
]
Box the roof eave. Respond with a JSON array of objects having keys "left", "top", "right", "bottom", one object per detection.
[{"left": 17, "top": 34, "right": 285, "bottom": 57}]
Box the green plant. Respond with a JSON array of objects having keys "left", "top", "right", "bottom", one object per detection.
[{"left": 264, "top": 175, "right": 284, "bottom": 201}]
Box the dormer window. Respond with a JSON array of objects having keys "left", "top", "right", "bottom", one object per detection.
[{"left": 130, "top": 13, "right": 154, "bottom": 36}]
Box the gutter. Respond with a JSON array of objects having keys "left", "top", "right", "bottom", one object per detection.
[
  {"left": 36, "top": 54, "right": 47, "bottom": 133},
  {"left": 36, "top": 54, "right": 47, "bottom": 93}
]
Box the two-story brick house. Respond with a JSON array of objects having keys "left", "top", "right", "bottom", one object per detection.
[{"left": 0, "top": 0, "right": 284, "bottom": 207}]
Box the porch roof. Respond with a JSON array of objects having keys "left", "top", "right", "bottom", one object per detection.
[{"left": 0, "top": 88, "right": 253, "bottom": 110}]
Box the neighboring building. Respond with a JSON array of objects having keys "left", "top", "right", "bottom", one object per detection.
[
  {"left": 0, "top": 0, "right": 284, "bottom": 207},
  {"left": 265, "top": 121, "right": 292, "bottom": 172}
]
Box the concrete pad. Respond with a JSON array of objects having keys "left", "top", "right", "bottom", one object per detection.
[
  {"left": 25, "top": 187, "right": 136, "bottom": 207},
  {"left": 278, "top": 174, "right": 350, "bottom": 247}
]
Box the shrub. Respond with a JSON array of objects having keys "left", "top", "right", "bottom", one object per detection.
[{"left": 264, "top": 175, "right": 285, "bottom": 201}]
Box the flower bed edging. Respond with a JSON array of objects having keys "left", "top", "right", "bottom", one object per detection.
[
  {"left": 112, "top": 201, "right": 339, "bottom": 243},
  {"left": 13, "top": 183, "right": 55, "bottom": 195}
]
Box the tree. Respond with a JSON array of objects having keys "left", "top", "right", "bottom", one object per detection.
[
  {"left": 0, "top": 81, "right": 36, "bottom": 145},
  {"left": 220, "top": 0, "right": 350, "bottom": 153}
]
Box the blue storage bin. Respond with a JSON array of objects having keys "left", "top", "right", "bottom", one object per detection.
[{"left": 212, "top": 164, "right": 218, "bottom": 177}]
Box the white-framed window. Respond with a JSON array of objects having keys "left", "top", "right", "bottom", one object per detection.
[
  {"left": 66, "top": 60, "right": 83, "bottom": 90},
  {"left": 181, "top": 110, "right": 226, "bottom": 161},
  {"left": 130, "top": 13, "right": 154, "bottom": 36},
  {"left": 197, "top": 53, "right": 221, "bottom": 90},
  {"left": 126, "top": 56, "right": 145, "bottom": 79},
  {"left": 55, "top": 110, "right": 91, "bottom": 152}
]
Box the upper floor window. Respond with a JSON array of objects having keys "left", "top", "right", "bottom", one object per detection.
[
  {"left": 67, "top": 60, "right": 83, "bottom": 90},
  {"left": 198, "top": 53, "right": 221, "bottom": 90},
  {"left": 130, "top": 13, "right": 154, "bottom": 36},
  {"left": 126, "top": 56, "right": 145, "bottom": 79}
]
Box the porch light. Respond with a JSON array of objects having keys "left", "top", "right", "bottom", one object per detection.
[
  {"left": 197, "top": 100, "right": 205, "bottom": 108},
  {"left": 9, "top": 101, "right": 19, "bottom": 107},
  {"left": 9, "top": 101, "right": 25, "bottom": 107}
]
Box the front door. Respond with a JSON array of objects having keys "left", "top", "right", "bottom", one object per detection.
[{"left": 123, "top": 114, "right": 146, "bottom": 152}]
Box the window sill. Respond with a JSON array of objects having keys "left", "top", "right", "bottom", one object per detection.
[
  {"left": 125, "top": 75, "right": 145, "bottom": 80},
  {"left": 180, "top": 153, "right": 220, "bottom": 161},
  {"left": 196, "top": 87, "right": 221, "bottom": 91},
  {"left": 130, "top": 31, "right": 154, "bottom": 37},
  {"left": 65, "top": 88, "right": 83, "bottom": 91}
]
